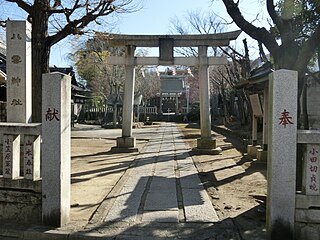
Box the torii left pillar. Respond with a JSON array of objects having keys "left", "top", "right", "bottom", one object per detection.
[
  {"left": 193, "top": 46, "right": 221, "bottom": 154},
  {"left": 112, "top": 45, "right": 138, "bottom": 152}
]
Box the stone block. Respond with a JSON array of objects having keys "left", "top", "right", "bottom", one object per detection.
[
  {"left": 247, "top": 145, "right": 262, "bottom": 158},
  {"left": 192, "top": 147, "right": 222, "bottom": 155},
  {"left": 296, "top": 209, "right": 320, "bottom": 223},
  {"left": 112, "top": 137, "right": 138, "bottom": 152},
  {"left": 197, "top": 138, "right": 217, "bottom": 149},
  {"left": 0, "top": 189, "right": 41, "bottom": 224},
  {"left": 296, "top": 222, "right": 320, "bottom": 240},
  {"left": 144, "top": 190, "right": 178, "bottom": 211},
  {"left": 297, "top": 130, "right": 320, "bottom": 144},
  {"left": 256, "top": 149, "right": 267, "bottom": 162},
  {"left": 296, "top": 194, "right": 320, "bottom": 209},
  {"left": 182, "top": 188, "right": 219, "bottom": 222},
  {"left": 117, "top": 136, "right": 136, "bottom": 148},
  {"left": 142, "top": 210, "right": 179, "bottom": 223}
]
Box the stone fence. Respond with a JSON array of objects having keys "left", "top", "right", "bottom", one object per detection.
[
  {"left": 0, "top": 123, "right": 42, "bottom": 223},
  {"left": 296, "top": 130, "right": 320, "bottom": 239}
]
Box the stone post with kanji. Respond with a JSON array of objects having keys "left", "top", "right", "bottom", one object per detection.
[
  {"left": 42, "top": 72, "right": 71, "bottom": 227},
  {"left": 267, "top": 69, "right": 298, "bottom": 240},
  {"left": 6, "top": 20, "right": 32, "bottom": 123}
]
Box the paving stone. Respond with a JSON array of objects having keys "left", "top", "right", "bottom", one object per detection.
[
  {"left": 104, "top": 185, "right": 144, "bottom": 223},
  {"left": 179, "top": 171, "right": 203, "bottom": 189},
  {"left": 149, "top": 177, "right": 176, "bottom": 189},
  {"left": 142, "top": 210, "right": 179, "bottom": 223},
  {"left": 144, "top": 190, "right": 178, "bottom": 211},
  {"left": 213, "top": 165, "right": 245, "bottom": 182},
  {"left": 182, "top": 188, "right": 219, "bottom": 222}
]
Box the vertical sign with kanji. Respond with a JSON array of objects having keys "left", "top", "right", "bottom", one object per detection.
[
  {"left": 267, "top": 70, "right": 298, "bottom": 239},
  {"left": 2, "top": 134, "right": 20, "bottom": 179},
  {"left": 305, "top": 144, "right": 320, "bottom": 195},
  {"left": 42, "top": 72, "right": 71, "bottom": 226},
  {"left": 6, "top": 20, "right": 32, "bottom": 123},
  {"left": 23, "top": 135, "right": 41, "bottom": 180}
]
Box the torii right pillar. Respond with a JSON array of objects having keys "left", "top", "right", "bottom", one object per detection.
[{"left": 193, "top": 46, "right": 221, "bottom": 154}]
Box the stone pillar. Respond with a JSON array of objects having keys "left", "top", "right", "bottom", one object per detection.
[
  {"left": 304, "top": 144, "right": 320, "bottom": 195},
  {"left": 198, "top": 46, "right": 211, "bottom": 139},
  {"left": 175, "top": 93, "right": 179, "bottom": 114},
  {"left": 23, "top": 135, "right": 41, "bottom": 180},
  {"left": 6, "top": 20, "right": 32, "bottom": 123},
  {"left": 263, "top": 86, "right": 269, "bottom": 150},
  {"left": 114, "top": 45, "right": 138, "bottom": 152},
  {"left": 195, "top": 46, "right": 221, "bottom": 154},
  {"left": 267, "top": 69, "right": 298, "bottom": 240},
  {"left": 42, "top": 73, "right": 71, "bottom": 227},
  {"left": 160, "top": 93, "right": 163, "bottom": 114},
  {"left": 252, "top": 116, "right": 258, "bottom": 146},
  {"left": 3, "top": 134, "right": 20, "bottom": 179}
]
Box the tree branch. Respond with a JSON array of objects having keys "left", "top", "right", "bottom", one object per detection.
[
  {"left": 5, "top": 0, "right": 32, "bottom": 14},
  {"left": 47, "top": 2, "right": 114, "bottom": 46},
  {"left": 222, "top": 0, "right": 279, "bottom": 54},
  {"left": 266, "top": 0, "right": 284, "bottom": 33},
  {"left": 296, "top": 24, "right": 320, "bottom": 72}
]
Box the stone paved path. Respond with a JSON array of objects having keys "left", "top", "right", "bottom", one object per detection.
[
  {"left": 0, "top": 122, "right": 243, "bottom": 240},
  {"left": 102, "top": 122, "right": 219, "bottom": 224}
]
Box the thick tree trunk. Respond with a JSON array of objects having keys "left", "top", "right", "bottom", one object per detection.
[{"left": 31, "top": 1, "right": 50, "bottom": 123}]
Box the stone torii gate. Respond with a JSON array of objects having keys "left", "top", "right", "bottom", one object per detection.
[{"left": 97, "top": 31, "right": 241, "bottom": 153}]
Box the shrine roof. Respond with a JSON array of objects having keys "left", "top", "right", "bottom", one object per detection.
[
  {"left": 96, "top": 30, "right": 241, "bottom": 47},
  {"left": 236, "top": 62, "right": 273, "bottom": 91}
]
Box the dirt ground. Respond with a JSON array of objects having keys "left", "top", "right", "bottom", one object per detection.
[{"left": 177, "top": 123, "right": 268, "bottom": 239}]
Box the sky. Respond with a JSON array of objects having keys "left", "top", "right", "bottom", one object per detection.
[{"left": 1, "top": 0, "right": 268, "bottom": 67}]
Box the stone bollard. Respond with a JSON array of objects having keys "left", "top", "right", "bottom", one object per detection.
[
  {"left": 267, "top": 69, "right": 298, "bottom": 240},
  {"left": 42, "top": 72, "right": 71, "bottom": 227}
]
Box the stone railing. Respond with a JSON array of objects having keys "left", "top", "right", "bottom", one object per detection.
[
  {"left": 0, "top": 123, "right": 42, "bottom": 223},
  {"left": 296, "top": 130, "right": 320, "bottom": 239}
]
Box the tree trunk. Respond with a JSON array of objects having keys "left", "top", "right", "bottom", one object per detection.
[{"left": 31, "top": 1, "right": 50, "bottom": 123}]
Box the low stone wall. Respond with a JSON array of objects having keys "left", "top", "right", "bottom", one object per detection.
[
  {"left": 295, "top": 194, "right": 320, "bottom": 239},
  {"left": 0, "top": 178, "right": 42, "bottom": 224},
  {"left": 0, "top": 123, "right": 42, "bottom": 224},
  {"left": 0, "top": 189, "right": 42, "bottom": 224}
]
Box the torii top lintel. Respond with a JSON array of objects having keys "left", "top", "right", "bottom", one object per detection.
[{"left": 96, "top": 30, "right": 241, "bottom": 47}]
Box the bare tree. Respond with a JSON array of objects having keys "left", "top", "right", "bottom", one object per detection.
[
  {"left": 2, "top": 0, "right": 141, "bottom": 122},
  {"left": 222, "top": 0, "right": 320, "bottom": 128},
  {"left": 170, "top": 9, "right": 226, "bottom": 57}
]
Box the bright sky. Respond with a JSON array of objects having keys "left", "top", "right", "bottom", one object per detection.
[
  {"left": 51, "top": 0, "right": 267, "bottom": 66},
  {"left": 1, "top": 0, "right": 269, "bottom": 67}
]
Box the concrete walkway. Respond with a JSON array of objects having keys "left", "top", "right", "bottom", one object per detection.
[{"left": 0, "top": 122, "right": 242, "bottom": 240}]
